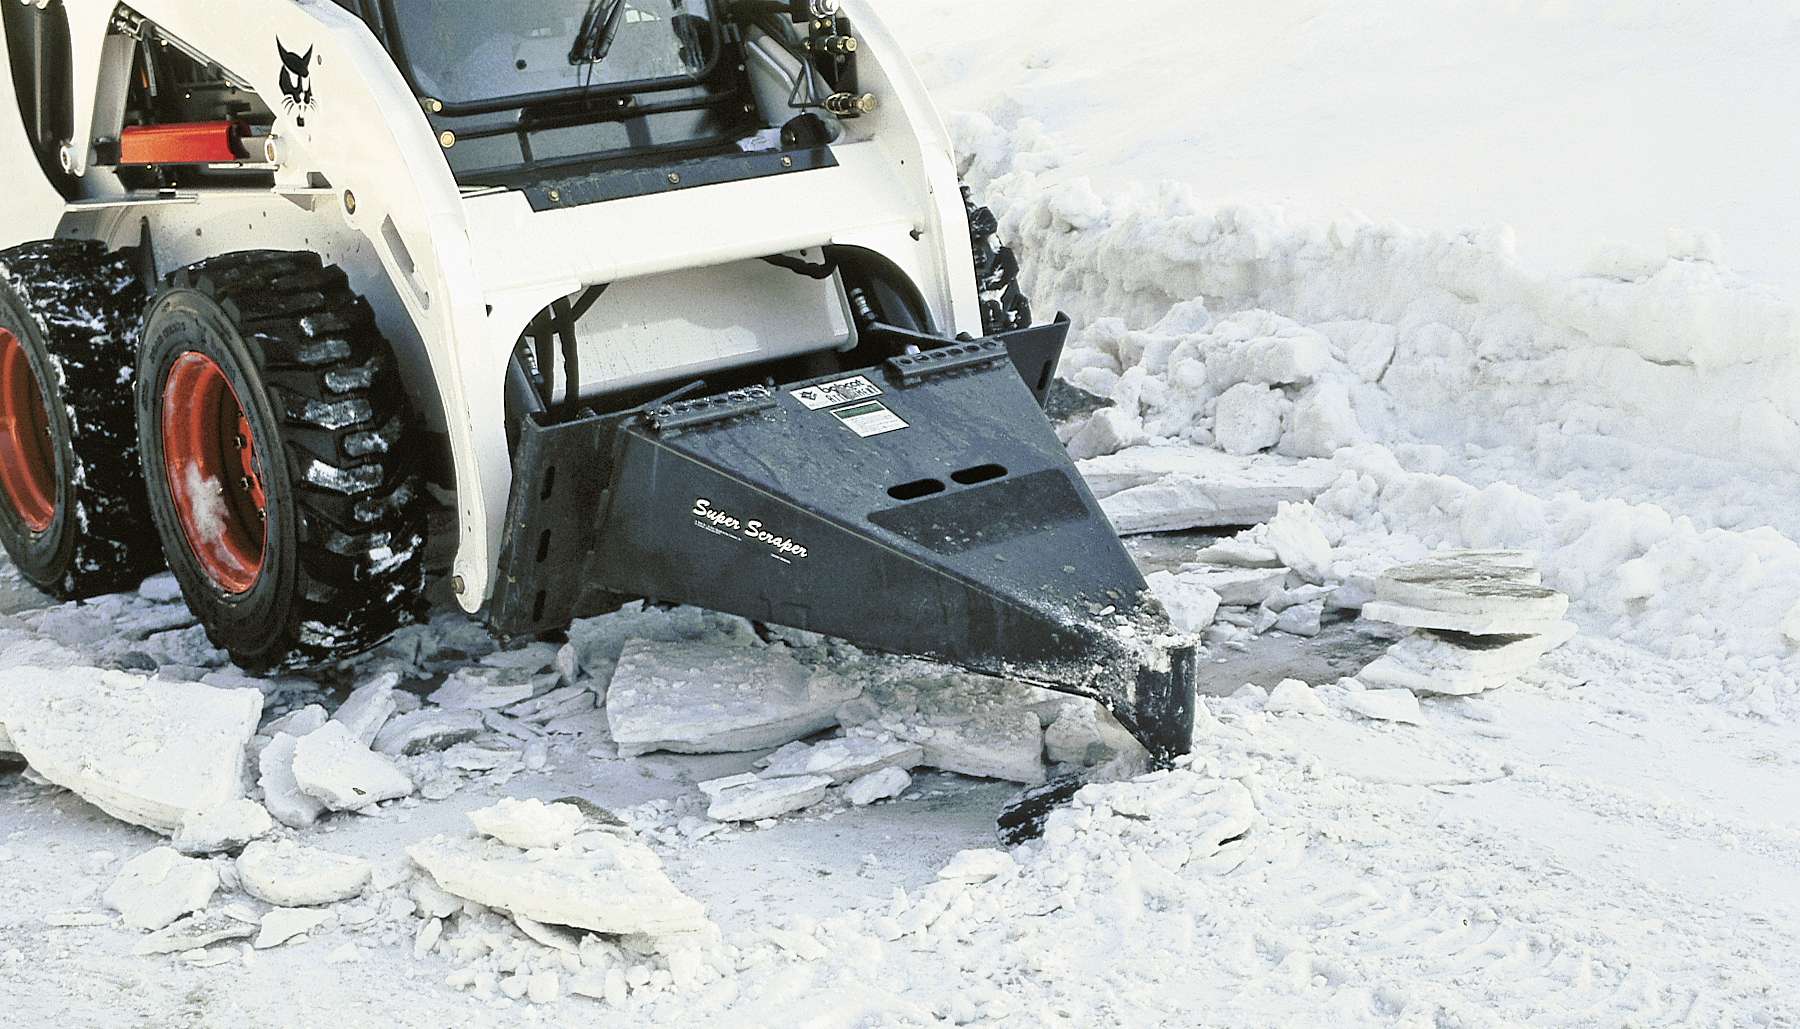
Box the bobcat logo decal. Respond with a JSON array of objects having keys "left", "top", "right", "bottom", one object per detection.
[{"left": 277, "top": 39, "right": 315, "bottom": 127}]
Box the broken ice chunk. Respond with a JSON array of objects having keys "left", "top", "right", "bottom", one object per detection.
[
  {"left": 171, "top": 799, "right": 273, "bottom": 856},
  {"left": 331, "top": 672, "right": 399, "bottom": 746},
  {"left": 0, "top": 668, "right": 261, "bottom": 835},
  {"left": 131, "top": 909, "right": 257, "bottom": 956},
  {"left": 1342, "top": 688, "right": 1424, "bottom": 724},
  {"left": 372, "top": 708, "right": 485, "bottom": 756},
  {"left": 1363, "top": 550, "right": 1567, "bottom": 634},
  {"left": 757, "top": 736, "right": 924, "bottom": 783},
  {"left": 1144, "top": 571, "right": 1221, "bottom": 633},
  {"left": 698, "top": 773, "right": 832, "bottom": 821},
  {"left": 468, "top": 798, "right": 587, "bottom": 850},
  {"left": 1358, "top": 622, "right": 1579, "bottom": 695},
  {"left": 237, "top": 840, "right": 373, "bottom": 907},
  {"left": 428, "top": 666, "right": 541, "bottom": 710},
  {"left": 255, "top": 906, "right": 336, "bottom": 948},
  {"left": 105, "top": 847, "right": 219, "bottom": 930},
  {"left": 261, "top": 704, "right": 327, "bottom": 738},
  {"left": 1098, "top": 461, "right": 1337, "bottom": 535},
  {"left": 407, "top": 832, "right": 711, "bottom": 946},
  {"left": 906, "top": 709, "right": 1047, "bottom": 785},
  {"left": 291, "top": 720, "right": 414, "bottom": 810},
  {"left": 606, "top": 641, "right": 861, "bottom": 757},
  {"left": 1174, "top": 565, "right": 1287, "bottom": 607},
  {"left": 1265, "top": 678, "right": 1327, "bottom": 715},
  {"left": 846, "top": 766, "right": 910, "bottom": 805},
  {"left": 259, "top": 732, "right": 326, "bottom": 829},
  {"left": 1043, "top": 698, "right": 1147, "bottom": 773},
  {"left": 1262, "top": 501, "right": 1333, "bottom": 585}
]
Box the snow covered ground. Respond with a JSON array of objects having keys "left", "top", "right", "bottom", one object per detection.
[{"left": 6, "top": 2, "right": 1800, "bottom": 1026}]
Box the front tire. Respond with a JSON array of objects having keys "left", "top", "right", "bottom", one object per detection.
[
  {"left": 0, "top": 240, "right": 161, "bottom": 599},
  {"left": 136, "top": 251, "right": 425, "bottom": 672}
]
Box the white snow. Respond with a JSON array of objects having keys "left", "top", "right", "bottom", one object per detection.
[{"left": 7, "top": 4, "right": 1800, "bottom": 1026}]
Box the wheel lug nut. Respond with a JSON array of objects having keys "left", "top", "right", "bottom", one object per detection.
[
  {"left": 240, "top": 476, "right": 254, "bottom": 490},
  {"left": 234, "top": 434, "right": 246, "bottom": 448}
]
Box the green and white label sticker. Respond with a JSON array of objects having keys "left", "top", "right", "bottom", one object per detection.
[
  {"left": 832, "top": 400, "right": 908, "bottom": 437},
  {"left": 790, "top": 375, "right": 881, "bottom": 411}
]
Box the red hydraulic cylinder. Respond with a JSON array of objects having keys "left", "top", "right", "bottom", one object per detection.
[{"left": 119, "top": 121, "right": 250, "bottom": 164}]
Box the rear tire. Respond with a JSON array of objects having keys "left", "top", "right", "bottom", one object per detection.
[
  {"left": 136, "top": 251, "right": 425, "bottom": 672},
  {"left": 0, "top": 240, "right": 161, "bottom": 599}
]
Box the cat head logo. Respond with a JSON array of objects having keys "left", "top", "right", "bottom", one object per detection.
[{"left": 277, "top": 39, "right": 314, "bottom": 126}]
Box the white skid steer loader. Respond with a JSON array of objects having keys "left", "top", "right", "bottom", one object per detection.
[{"left": 0, "top": 0, "right": 1196, "bottom": 762}]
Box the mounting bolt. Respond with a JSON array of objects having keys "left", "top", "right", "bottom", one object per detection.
[
  {"left": 438, "top": 130, "right": 456, "bottom": 148},
  {"left": 780, "top": 155, "right": 792, "bottom": 168},
  {"left": 667, "top": 172, "right": 680, "bottom": 184},
  {"left": 547, "top": 188, "right": 561, "bottom": 202},
  {"left": 451, "top": 574, "right": 466, "bottom": 595},
  {"left": 420, "top": 97, "right": 443, "bottom": 113},
  {"left": 342, "top": 189, "right": 356, "bottom": 214}
]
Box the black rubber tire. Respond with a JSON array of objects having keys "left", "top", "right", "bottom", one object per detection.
[
  {"left": 136, "top": 251, "right": 425, "bottom": 673},
  {"left": 0, "top": 239, "right": 162, "bottom": 599},
  {"left": 964, "top": 187, "right": 1033, "bottom": 336}
]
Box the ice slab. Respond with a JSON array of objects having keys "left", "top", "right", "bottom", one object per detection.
[
  {"left": 331, "top": 672, "right": 399, "bottom": 746},
  {"left": 254, "top": 906, "right": 336, "bottom": 948},
  {"left": 1266, "top": 678, "right": 1328, "bottom": 715},
  {"left": 372, "top": 708, "right": 485, "bottom": 756},
  {"left": 908, "top": 709, "right": 1046, "bottom": 784},
  {"left": 1144, "top": 571, "right": 1221, "bottom": 633},
  {"left": 1342, "top": 688, "right": 1424, "bottom": 724},
  {"left": 1191, "top": 540, "right": 1283, "bottom": 568},
  {"left": 172, "top": 798, "right": 273, "bottom": 856},
  {"left": 607, "top": 640, "right": 861, "bottom": 757},
  {"left": 0, "top": 668, "right": 260, "bottom": 834},
  {"left": 1044, "top": 697, "right": 1149, "bottom": 773},
  {"left": 698, "top": 773, "right": 832, "bottom": 821},
  {"left": 132, "top": 910, "right": 257, "bottom": 955},
  {"left": 428, "top": 666, "right": 541, "bottom": 710},
  {"left": 842, "top": 674, "right": 1053, "bottom": 784},
  {"left": 1361, "top": 598, "right": 1568, "bottom": 636},
  {"left": 408, "top": 832, "right": 711, "bottom": 945},
  {"left": 1174, "top": 565, "right": 1288, "bottom": 606},
  {"left": 1263, "top": 501, "right": 1333, "bottom": 585},
  {"left": 238, "top": 840, "right": 373, "bottom": 906},
  {"left": 1081, "top": 448, "right": 1336, "bottom": 535},
  {"left": 757, "top": 736, "right": 923, "bottom": 783},
  {"left": 1366, "top": 551, "right": 1566, "bottom": 633},
  {"left": 1359, "top": 622, "right": 1579, "bottom": 695},
  {"left": 846, "top": 766, "right": 911, "bottom": 805},
  {"left": 259, "top": 732, "right": 325, "bottom": 829},
  {"left": 468, "top": 798, "right": 586, "bottom": 850},
  {"left": 1064, "top": 406, "right": 1148, "bottom": 460},
  {"left": 105, "top": 846, "right": 219, "bottom": 930},
  {"left": 291, "top": 720, "right": 414, "bottom": 811}
]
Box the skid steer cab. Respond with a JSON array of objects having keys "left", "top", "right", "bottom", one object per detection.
[{"left": 0, "top": 0, "right": 1195, "bottom": 761}]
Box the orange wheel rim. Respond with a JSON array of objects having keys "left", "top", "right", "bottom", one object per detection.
[
  {"left": 162, "top": 352, "right": 267, "bottom": 593},
  {"left": 0, "top": 327, "right": 56, "bottom": 532}
]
